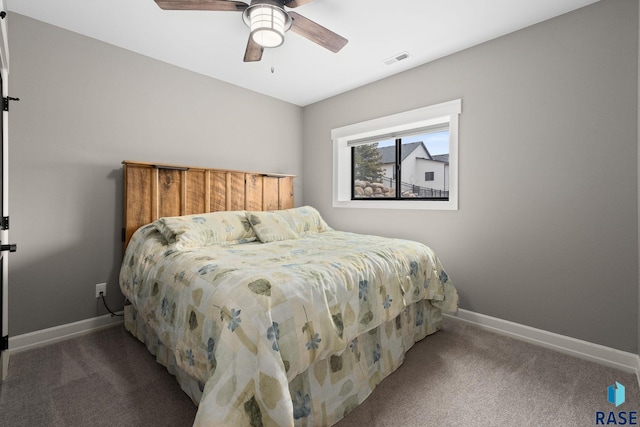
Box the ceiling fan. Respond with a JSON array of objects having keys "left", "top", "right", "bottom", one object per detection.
[{"left": 154, "top": 0, "right": 348, "bottom": 62}]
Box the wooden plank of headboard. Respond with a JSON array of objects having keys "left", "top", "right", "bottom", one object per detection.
[
  {"left": 122, "top": 161, "right": 295, "bottom": 248},
  {"left": 123, "top": 162, "right": 154, "bottom": 240},
  {"left": 278, "top": 176, "right": 294, "bottom": 209},
  {"left": 157, "top": 168, "right": 182, "bottom": 218},
  {"left": 245, "top": 174, "right": 263, "bottom": 211},
  {"left": 228, "top": 172, "right": 246, "bottom": 211},
  {"left": 263, "top": 177, "right": 280, "bottom": 211},
  {"left": 186, "top": 168, "right": 207, "bottom": 215}
]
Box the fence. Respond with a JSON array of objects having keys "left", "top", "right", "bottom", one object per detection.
[{"left": 379, "top": 177, "right": 448, "bottom": 198}]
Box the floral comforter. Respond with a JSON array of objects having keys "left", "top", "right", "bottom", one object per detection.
[{"left": 120, "top": 225, "right": 458, "bottom": 426}]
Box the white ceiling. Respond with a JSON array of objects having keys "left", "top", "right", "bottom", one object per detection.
[{"left": 6, "top": 0, "right": 599, "bottom": 106}]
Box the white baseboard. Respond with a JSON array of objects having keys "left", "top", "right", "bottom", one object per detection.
[
  {"left": 445, "top": 309, "right": 639, "bottom": 379},
  {"left": 9, "top": 313, "right": 123, "bottom": 354},
  {"left": 635, "top": 353, "right": 640, "bottom": 391}
]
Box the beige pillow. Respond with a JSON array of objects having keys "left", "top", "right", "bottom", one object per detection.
[
  {"left": 246, "top": 206, "right": 332, "bottom": 243},
  {"left": 277, "top": 206, "right": 332, "bottom": 236},
  {"left": 246, "top": 211, "right": 299, "bottom": 243},
  {"left": 155, "top": 211, "right": 256, "bottom": 248}
]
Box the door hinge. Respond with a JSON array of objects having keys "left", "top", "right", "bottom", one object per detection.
[
  {"left": 1, "top": 216, "right": 8, "bottom": 230},
  {"left": 2, "top": 96, "right": 19, "bottom": 112},
  {"left": 0, "top": 243, "right": 16, "bottom": 253},
  {"left": 1, "top": 335, "right": 7, "bottom": 351}
]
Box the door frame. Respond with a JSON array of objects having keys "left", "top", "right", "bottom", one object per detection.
[{"left": 0, "top": 0, "right": 10, "bottom": 381}]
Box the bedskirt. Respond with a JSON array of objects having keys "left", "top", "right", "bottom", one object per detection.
[{"left": 124, "top": 297, "right": 444, "bottom": 426}]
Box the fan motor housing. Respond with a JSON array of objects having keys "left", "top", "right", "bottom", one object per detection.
[
  {"left": 243, "top": 0, "right": 292, "bottom": 24},
  {"left": 243, "top": 0, "right": 293, "bottom": 48},
  {"left": 249, "top": 0, "right": 287, "bottom": 9},
  {"left": 243, "top": 0, "right": 293, "bottom": 32}
]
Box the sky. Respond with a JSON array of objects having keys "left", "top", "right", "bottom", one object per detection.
[{"left": 378, "top": 130, "right": 449, "bottom": 155}]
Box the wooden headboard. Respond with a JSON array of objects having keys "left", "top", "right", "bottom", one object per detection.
[{"left": 122, "top": 160, "right": 295, "bottom": 248}]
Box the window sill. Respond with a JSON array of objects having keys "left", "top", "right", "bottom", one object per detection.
[{"left": 333, "top": 199, "right": 457, "bottom": 210}]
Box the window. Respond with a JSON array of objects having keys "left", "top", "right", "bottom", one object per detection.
[{"left": 332, "top": 99, "right": 461, "bottom": 210}]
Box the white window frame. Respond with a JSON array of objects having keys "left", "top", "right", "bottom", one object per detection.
[{"left": 332, "top": 99, "right": 461, "bottom": 210}]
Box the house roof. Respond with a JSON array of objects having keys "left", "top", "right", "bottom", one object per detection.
[
  {"left": 433, "top": 154, "right": 450, "bottom": 163},
  {"left": 377, "top": 142, "right": 427, "bottom": 164},
  {"left": 377, "top": 142, "right": 449, "bottom": 164}
]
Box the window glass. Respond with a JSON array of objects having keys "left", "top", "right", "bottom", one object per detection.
[
  {"left": 351, "top": 129, "right": 450, "bottom": 201},
  {"left": 352, "top": 140, "right": 395, "bottom": 199}
]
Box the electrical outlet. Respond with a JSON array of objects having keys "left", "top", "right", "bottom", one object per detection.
[{"left": 95, "top": 283, "right": 107, "bottom": 298}]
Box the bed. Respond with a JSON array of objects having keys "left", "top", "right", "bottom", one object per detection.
[{"left": 119, "top": 161, "right": 458, "bottom": 426}]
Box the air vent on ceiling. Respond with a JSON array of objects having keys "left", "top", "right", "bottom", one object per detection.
[{"left": 383, "top": 51, "right": 412, "bottom": 66}]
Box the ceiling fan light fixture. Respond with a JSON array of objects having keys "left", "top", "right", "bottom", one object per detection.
[{"left": 244, "top": 4, "right": 290, "bottom": 48}]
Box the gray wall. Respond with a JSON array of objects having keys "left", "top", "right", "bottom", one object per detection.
[
  {"left": 7, "top": 14, "right": 303, "bottom": 336},
  {"left": 303, "top": 0, "right": 639, "bottom": 352},
  {"left": 7, "top": 1, "right": 640, "bottom": 355}
]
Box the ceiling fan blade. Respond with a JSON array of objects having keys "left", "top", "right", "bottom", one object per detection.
[
  {"left": 244, "top": 36, "right": 264, "bottom": 62},
  {"left": 283, "top": 0, "right": 314, "bottom": 8},
  {"left": 288, "top": 12, "right": 348, "bottom": 53},
  {"left": 154, "top": 0, "right": 247, "bottom": 11}
]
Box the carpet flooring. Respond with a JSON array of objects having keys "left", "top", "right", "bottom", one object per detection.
[{"left": 0, "top": 316, "right": 637, "bottom": 426}]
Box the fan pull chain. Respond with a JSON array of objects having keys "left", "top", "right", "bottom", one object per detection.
[{"left": 270, "top": 49, "right": 276, "bottom": 74}]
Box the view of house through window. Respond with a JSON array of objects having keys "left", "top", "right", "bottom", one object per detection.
[{"left": 351, "top": 129, "right": 450, "bottom": 200}]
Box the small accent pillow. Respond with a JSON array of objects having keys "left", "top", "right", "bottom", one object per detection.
[
  {"left": 246, "top": 211, "right": 299, "bottom": 243},
  {"left": 155, "top": 211, "right": 256, "bottom": 248},
  {"left": 247, "top": 206, "right": 331, "bottom": 243},
  {"left": 278, "top": 206, "right": 332, "bottom": 236}
]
